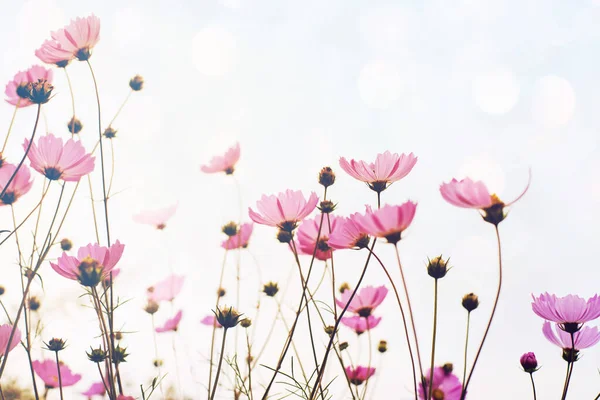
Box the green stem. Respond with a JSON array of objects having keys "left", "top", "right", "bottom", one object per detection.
[
  {"left": 427, "top": 279, "right": 439, "bottom": 400},
  {"left": 209, "top": 328, "right": 228, "bottom": 400}
]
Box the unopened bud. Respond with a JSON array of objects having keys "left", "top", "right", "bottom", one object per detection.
[
  {"left": 427, "top": 255, "right": 449, "bottom": 279},
  {"left": 129, "top": 75, "right": 144, "bottom": 91},
  {"left": 378, "top": 340, "right": 387, "bottom": 353},
  {"left": 60, "top": 238, "right": 73, "bottom": 251},
  {"left": 462, "top": 293, "right": 479, "bottom": 312},
  {"left": 318, "top": 167, "right": 336, "bottom": 188}
]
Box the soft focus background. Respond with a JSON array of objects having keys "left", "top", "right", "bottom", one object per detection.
[{"left": 1, "top": 0, "right": 600, "bottom": 398}]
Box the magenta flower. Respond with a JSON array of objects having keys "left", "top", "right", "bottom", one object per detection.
[
  {"left": 345, "top": 366, "right": 376, "bottom": 385},
  {"left": 50, "top": 241, "right": 125, "bottom": 287},
  {"left": 520, "top": 352, "right": 538, "bottom": 373},
  {"left": 5, "top": 65, "right": 53, "bottom": 107},
  {"left": 296, "top": 215, "right": 340, "bottom": 260},
  {"left": 531, "top": 293, "right": 600, "bottom": 332},
  {"left": 201, "top": 142, "right": 240, "bottom": 174},
  {"left": 354, "top": 202, "right": 417, "bottom": 244},
  {"left": 147, "top": 274, "right": 185, "bottom": 303},
  {"left": 133, "top": 203, "right": 178, "bottom": 230},
  {"left": 24, "top": 134, "right": 95, "bottom": 182},
  {"left": 249, "top": 189, "right": 319, "bottom": 232},
  {"left": 418, "top": 366, "right": 462, "bottom": 400},
  {"left": 156, "top": 310, "right": 183, "bottom": 333},
  {"left": 221, "top": 223, "right": 253, "bottom": 250},
  {"left": 32, "top": 359, "right": 82, "bottom": 388},
  {"left": 328, "top": 213, "right": 371, "bottom": 250},
  {"left": 201, "top": 315, "right": 223, "bottom": 328},
  {"left": 36, "top": 14, "right": 101, "bottom": 65},
  {"left": 341, "top": 315, "right": 381, "bottom": 334},
  {"left": 82, "top": 382, "right": 105, "bottom": 397},
  {"left": 542, "top": 321, "right": 600, "bottom": 351},
  {"left": 0, "top": 163, "right": 33, "bottom": 206},
  {"left": 339, "top": 151, "right": 417, "bottom": 193},
  {"left": 335, "top": 285, "right": 388, "bottom": 317},
  {"left": 0, "top": 324, "right": 21, "bottom": 356}
]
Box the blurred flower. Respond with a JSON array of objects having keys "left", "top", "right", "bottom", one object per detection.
[
  {"left": 339, "top": 151, "right": 417, "bottom": 193},
  {"left": 32, "top": 359, "right": 81, "bottom": 388},
  {"left": 378, "top": 340, "right": 388, "bottom": 353},
  {"left": 214, "top": 306, "right": 242, "bottom": 329},
  {"left": 341, "top": 315, "right": 381, "bottom": 335},
  {"left": 0, "top": 324, "right": 21, "bottom": 356},
  {"left": 262, "top": 282, "right": 279, "bottom": 297},
  {"left": 4, "top": 65, "right": 53, "bottom": 107},
  {"left": 133, "top": 203, "right": 178, "bottom": 230},
  {"left": 103, "top": 127, "right": 117, "bottom": 139},
  {"left": 520, "top": 352, "right": 538, "bottom": 373},
  {"left": 297, "top": 215, "right": 340, "bottom": 260},
  {"left": 249, "top": 189, "right": 318, "bottom": 232},
  {"left": 50, "top": 241, "right": 125, "bottom": 287},
  {"left": 129, "top": 75, "right": 144, "bottom": 91},
  {"left": 28, "top": 296, "right": 41, "bottom": 311},
  {"left": 335, "top": 285, "right": 388, "bottom": 317},
  {"left": 24, "top": 134, "right": 95, "bottom": 181},
  {"left": 144, "top": 300, "right": 159, "bottom": 315},
  {"left": 201, "top": 142, "right": 240, "bottom": 174},
  {"left": 60, "top": 239, "right": 73, "bottom": 251},
  {"left": 542, "top": 321, "right": 600, "bottom": 352},
  {"left": 0, "top": 164, "right": 33, "bottom": 206},
  {"left": 418, "top": 366, "right": 462, "bottom": 400},
  {"left": 117, "top": 396, "right": 135, "bottom": 400},
  {"left": 82, "top": 382, "right": 105, "bottom": 397},
  {"left": 156, "top": 310, "right": 183, "bottom": 333},
  {"left": 531, "top": 293, "right": 600, "bottom": 333},
  {"left": 67, "top": 117, "right": 82, "bottom": 134},
  {"left": 147, "top": 274, "right": 185, "bottom": 302},
  {"left": 1, "top": 378, "right": 34, "bottom": 400},
  {"left": 221, "top": 223, "right": 253, "bottom": 250},
  {"left": 354, "top": 202, "right": 417, "bottom": 244},
  {"left": 36, "top": 14, "right": 101, "bottom": 64},
  {"left": 0, "top": 286, "right": 4, "bottom": 295},
  {"left": 345, "top": 366, "right": 375, "bottom": 386},
  {"left": 200, "top": 315, "right": 222, "bottom": 328},
  {"left": 221, "top": 222, "right": 238, "bottom": 237},
  {"left": 328, "top": 213, "right": 371, "bottom": 250}
]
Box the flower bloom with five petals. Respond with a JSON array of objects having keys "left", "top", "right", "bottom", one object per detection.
[
  {"left": 297, "top": 215, "right": 340, "bottom": 260},
  {"left": 531, "top": 293, "right": 600, "bottom": 333},
  {"left": 24, "top": 134, "right": 95, "bottom": 182},
  {"left": 0, "top": 324, "right": 22, "bottom": 357},
  {"left": 81, "top": 382, "right": 106, "bottom": 397},
  {"left": 335, "top": 285, "right": 388, "bottom": 317},
  {"left": 147, "top": 274, "right": 185, "bottom": 303},
  {"left": 249, "top": 189, "right": 318, "bottom": 232},
  {"left": 418, "top": 366, "right": 462, "bottom": 400},
  {"left": 0, "top": 163, "right": 33, "bottom": 206},
  {"left": 156, "top": 310, "right": 183, "bottom": 333},
  {"left": 32, "top": 359, "right": 82, "bottom": 388},
  {"left": 4, "top": 65, "right": 53, "bottom": 107},
  {"left": 339, "top": 151, "right": 417, "bottom": 193},
  {"left": 341, "top": 315, "right": 381, "bottom": 335},
  {"left": 353, "top": 202, "right": 417, "bottom": 244},
  {"left": 328, "top": 213, "right": 371, "bottom": 250},
  {"left": 201, "top": 142, "right": 240, "bottom": 174},
  {"left": 221, "top": 223, "right": 253, "bottom": 250},
  {"left": 133, "top": 203, "right": 178, "bottom": 230},
  {"left": 345, "top": 366, "right": 376, "bottom": 386}
]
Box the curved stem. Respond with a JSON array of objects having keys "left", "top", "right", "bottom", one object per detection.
[
  {"left": 107, "top": 90, "right": 132, "bottom": 129},
  {"left": 460, "top": 225, "right": 503, "bottom": 400},
  {"left": 55, "top": 352, "right": 64, "bottom": 400},
  {"left": 210, "top": 328, "right": 228, "bottom": 400},
  {"left": 427, "top": 279, "right": 439, "bottom": 400},
  {"left": 63, "top": 68, "right": 76, "bottom": 137},
  {"left": 1, "top": 102, "right": 19, "bottom": 153},
  {"left": 529, "top": 373, "right": 537, "bottom": 400},
  {"left": 461, "top": 313, "right": 471, "bottom": 395}
]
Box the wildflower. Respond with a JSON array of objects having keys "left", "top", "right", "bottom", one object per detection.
[
  {"left": 156, "top": 310, "right": 183, "bottom": 333},
  {"left": 297, "top": 215, "right": 340, "bottom": 260},
  {"left": 339, "top": 151, "right": 417, "bottom": 193},
  {"left": 32, "top": 359, "right": 81, "bottom": 388},
  {"left": 335, "top": 285, "right": 388, "bottom": 317},
  {"left": 35, "top": 14, "right": 101, "bottom": 64},
  {"left": 214, "top": 306, "right": 242, "bottom": 329},
  {"left": 86, "top": 347, "right": 107, "bottom": 363},
  {"left": 318, "top": 166, "right": 336, "bottom": 188},
  {"left": 462, "top": 293, "right": 479, "bottom": 312},
  {"left": 531, "top": 293, "right": 600, "bottom": 333},
  {"left": 0, "top": 324, "right": 21, "bottom": 356},
  {"left": 353, "top": 202, "right": 417, "bottom": 244},
  {"left": 129, "top": 75, "right": 144, "bottom": 91},
  {"left": 328, "top": 213, "right": 371, "bottom": 250},
  {"left": 44, "top": 338, "right": 66, "bottom": 352},
  {"left": 542, "top": 321, "right": 600, "bottom": 362},
  {"left": 345, "top": 366, "right": 376, "bottom": 386},
  {"left": 67, "top": 117, "right": 82, "bottom": 134},
  {"left": 340, "top": 315, "right": 381, "bottom": 335},
  {"left": 146, "top": 274, "right": 185, "bottom": 302},
  {"left": 249, "top": 189, "right": 318, "bottom": 232},
  {"left": 0, "top": 164, "right": 33, "bottom": 206},
  {"left": 427, "top": 255, "right": 450, "bottom": 279},
  {"left": 60, "top": 239, "right": 73, "bottom": 251},
  {"left": 221, "top": 223, "right": 253, "bottom": 250},
  {"left": 520, "top": 352, "right": 539, "bottom": 373},
  {"left": 4, "top": 65, "right": 53, "bottom": 107},
  {"left": 133, "top": 203, "right": 178, "bottom": 230},
  {"left": 201, "top": 142, "right": 240, "bottom": 174},
  {"left": 418, "top": 366, "right": 462, "bottom": 400}
]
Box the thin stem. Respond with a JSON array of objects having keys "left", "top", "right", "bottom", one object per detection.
[
  {"left": 461, "top": 313, "right": 471, "bottom": 395},
  {"left": 561, "top": 333, "right": 576, "bottom": 400},
  {"left": 91, "top": 286, "right": 117, "bottom": 399},
  {"left": 245, "top": 330, "right": 254, "bottom": 400},
  {"left": 55, "top": 351, "right": 64, "bottom": 400},
  {"left": 529, "top": 373, "right": 537, "bottom": 400},
  {"left": 150, "top": 316, "right": 164, "bottom": 397},
  {"left": 210, "top": 328, "right": 228, "bottom": 400},
  {"left": 1, "top": 102, "right": 19, "bottom": 153},
  {"left": 460, "top": 225, "right": 503, "bottom": 400},
  {"left": 208, "top": 251, "right": 228, "bottom": 399},
  {"left": 172, "top": 333, "right": 183, "bottom": 399},
  {"left": 0, "top": 183, "right": 50, "bottom": 247},
  {"left": 361, "top": 322, "right": 374, "bottom": 399},
  {"left": 97, "top": 363, "right": 111, "bottom": 396},
  {"left": 107, "top": 90, "right": 132, "bottom": 128},
  {"left": 560, "top": 361, "right": 572, "bottom": 400},
  {"left": 427, "top": 279, "right": 439, "bottom": 400},
  {"left": 63, "top": 69, "right": 76, "bottom": 137},
  {"left": 86, "top": 175, "right": 101, "bottom": 244}
]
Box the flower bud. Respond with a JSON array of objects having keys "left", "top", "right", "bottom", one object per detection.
[
  {"left": 276, "top": 230, "right": 293, "bottom": 243},
  {"left": 562, "top": 348, "right": 579, "bottom": 363},
  {"left": 222, "top": 222, "right": 238, "bottom": 237},
  {"left": 339, "top": 342, "right": 349, "bottom": 351},
  {"left": 339, "top": 282, "right": 350, "bottom": 293},
  {"left": 318, "top": 200, "right": 336, "bottom": 214},
  {"left": 442, "top": 363, "right": 453, "bottom": 375},
  {"left": 427, "top": 255, "right": 449, "bottom": 279},
  {"left": 324, "top": 325, "right": 335, "bottom": 336},
  {"left": 60, "top": 238, "right": 73, "bottom": 251},
  {"left": 27, "top": 79, "right": 54, "bottom": 104},
  {"left": 129, "top": 75, "right": 144, "bottom": 91},
  {"left": 153, "top": 359, "right": 163, "bottom": 367},
  {"left": 44, "top": 338, "right": 67, "bottom": 352},
  {"left": 67, "top": 117, "right": 82, "bottom": 134},
  {"left": 112, "top": 345, "right": 129, "bottom": 364},
  {"left": 87, "top": 347, "right": 107, "bottom": 363},
  {"left": 262, "top": 282, "right": 279, "bottom": 297},
  {"left": 28, "top": 296, "right": 41, "bottom": 311},
  {"left": 318, "top": 167, "right": 335, "bottom": 188},
  {"left": 115, "top": 331, "right": 123, "bottom": 341},
  {"left": 103, "top": 127, "right": 117, "bottom": 139},
  {"left": 520, "top": 352, "right": 538, "bottom": 373},
  {"left": 144, "top": 301, "right": 159, "bottom": 315},
  {"left": 0, "top": 286, "right": 5, "bottom": 296},
  {"left": 214, "top": 306, "right": 242, "bottom": 329},
  {"left": 378, "top": 340, "right": 387, "bottom": 353},
  {"left": 240, "top": 318, "right": 252, "bottom": 328},
  {"left": 217, "top": 287, "right": 226, "bottom": 297},
  {"left": 462, "top": 293, "right": 479, "bottom": 312}
]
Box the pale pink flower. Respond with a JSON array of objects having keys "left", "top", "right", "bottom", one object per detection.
[
  {"left": 419, "top": 366, "right": 462, "bottom": 400},
  {"left": 50, "top": 241, "right": 125, "bottom": 286},
  {"left": 0, "top": 324, "right": 21, "bottom": 356},
  {"left": 5, "top": 65, "right": 53, "bottom": 107},
  {"left": 201, "top": 315, "right": 222, "bottom": 328},
  {"left": 156, "top": 310, "right": 183, "bottom": 333},
  {"left": 36, "top": 14, "right": 101, "bottom": 64},
  {"left": 82, "top": 382, "right": 105, "bottom": 397},
  {"left": 147, "top": 274, "right": 185, "bottom": 303},
  {"left": 133, "top": 203, "right": 178, "bottom": 230},
  {"left": 249, "top": 190, "right": 319, "bottom": 232},
  {"left": 353, "top": 202, "right": 417, "bottom": 244},
  {"left": 335, "top": 285, "right": 388, "bottom": 317},
  {"left": 328, "top": 213, "right": 371, "bottom": 250},
  {"left": 117, "top": 396, "right": 135, "bottom": 400},
  {"left": 24, "top": 134, "right": 95, "bottom": 182},
  {"left": 339, "top": 151, "right": 417, "bottom": 193},
  {"left": 297, "top": 215, "right": 340, "bottom": 260},
  {"left": 341, "top": 315, "right": 381, "bottom": 334},
  {"left": 33, "top": 359, "right": 82, "bottom": 388},
  {"left": 345, "top": 366, "right": 375, "bottom": 386},
  {"left": 532, "top": 293, "right": 600, "bottom": 332},
  {"left": 542, "top": 321, "right": 600, "bottom": 351},
  {"left": 103, "top": 268, "right": 121, "bottom": 287},
  {"left": 0, "top": 163, "right": 33, "bottom": 206},
  {"left": 221, "top": 223, "right": 253, "bottom": 250},
  {"left": 201, "top": 142, "right": 240, "bottom": 174}
]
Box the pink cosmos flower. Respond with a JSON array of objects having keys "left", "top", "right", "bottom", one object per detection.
[
  {"left": 341, "top": 315, "right": 381, "bottom": 334},
  {"left": 50, "top": 241, "right": 125, "bottom": 287},
  {"left": 418, "top": 366, "right": 462, "bottom": 400},
  {"left": 201, "top": 315, "right": 222, "bottom": 328},
  {"left": 339, "top": 151, "right": 417, "bottom": 193},
  {"left": 24, "top": 134, "right": 95, "bottom": 182},
  {"left": 32, "top": 359, "right": 82, "bottom": 388},
  {"left": 542, "top": 321, "right": 600, "bottom": 351},
  {"left": 103, "top": 268, "right": 121, "bottom": 287},
  {"left": 345, "top": 366, "right": 376, "bottom": 385},
  {"left": 133, "top": 203, "right": 178, "bottom": 230},
  {"left": 201, "top": 142, "right": 240, "bottom": 174},
  {"left": 335, "top": 285, "right": 388, "bottom": 317},
  {"left": 221, "top": 223, "right": 253, "bottom": 250},
  {"left": 249, "top": 190, "right": 319, "bottom": 232},
  {"left": 0, "top": 324, "right": 21, "bottom": 356},
  {"left": 156, "top": 310, "right": 183, "bottom": 333},
  {"left": 117, "top": 396, "right": 135, "bottom": 400},
  {"left": 5, "top": 65, "right": 53, "bottom": 107},
  {"left": 353, "top": 202, "right": 417, "bottom": 244},
  {"left": 0, "top": 163, "right": 33, "bottom": 206},
  {"left": 147, "top": 274, "right": 185, "bottom": 303},
  {"left": 36, "top": 14, "right": 101, "bottom": 65},
  {"left": 531, "top": 293, "right": 600, "bottom": 332},
  {"left": 328, "top": 213, "right": 371, "bottom": 250},
  {"left": 82, "top": 382, "right": 105, "bottom": 397},
  {"left": 297, "top": 215, "right": 340, "bottom": 260}
]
